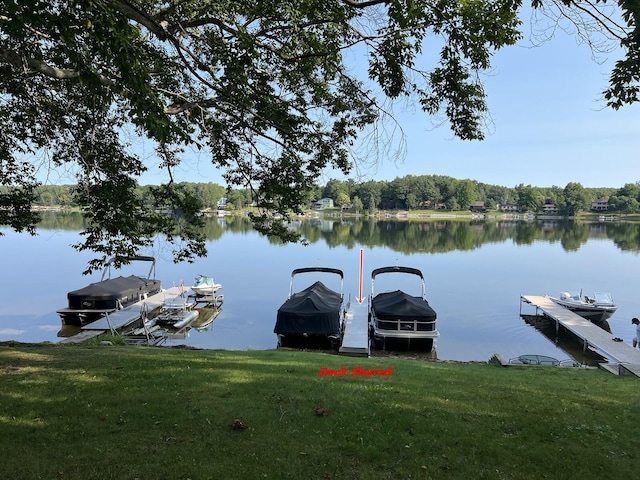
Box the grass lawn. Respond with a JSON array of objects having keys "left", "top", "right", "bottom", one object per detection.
[{"left": 1, "top": 343, "right": 638, "bottom": 479}]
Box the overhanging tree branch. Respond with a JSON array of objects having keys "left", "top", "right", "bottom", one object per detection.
[{"left": 1, "top": 0, "right": 637, "bottom": 270}]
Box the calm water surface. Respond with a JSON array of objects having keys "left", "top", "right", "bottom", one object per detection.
[{"left": 1, "top": 216, "right": 639, "bottom": 364}]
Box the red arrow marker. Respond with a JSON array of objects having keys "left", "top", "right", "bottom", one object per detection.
[{"left": 358, "top": 248, "right": 364, "bottom": 304}]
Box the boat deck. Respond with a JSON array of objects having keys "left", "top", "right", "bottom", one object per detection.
[
  {"left": 339, "top": 298, "right": 370, "bottom": 357},
  {"left": 521, "top": 295, "right": 640, "bottom": 376},
  {"left": 81, "top": 286, "right": 193, "bottom": 332}
]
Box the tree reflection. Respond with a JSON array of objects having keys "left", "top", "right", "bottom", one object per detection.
[
  {"left": 291, "top": 218, "right": 640, "bottom": 254},
  {"left": 35, "top": 213, "right": 640, "bottom": 255}
]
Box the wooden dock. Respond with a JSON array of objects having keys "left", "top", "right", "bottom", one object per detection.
[
  {"left": 520, "top": 295, "right": 640, "bottom": 377},
  {"left": 339, "top": 298, "right": 370, "bottom": 357}
]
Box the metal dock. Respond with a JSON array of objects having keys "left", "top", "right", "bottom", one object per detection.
[
  {"left": 339, "top": 298, "right": 370, "bottom": 357},
  {"left": 520, "top": 295, "right": 640, "bottom": 376},
  {"left": 60, "top": 286, "right": 194, "bottom": 343}
]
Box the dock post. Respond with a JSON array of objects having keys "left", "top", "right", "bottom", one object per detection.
[
  {"left": 519, "top": 296, "right": 522, "bottom": 316},
  {"left": 104, "top": 312, "right": 116, "bottom": 335}
]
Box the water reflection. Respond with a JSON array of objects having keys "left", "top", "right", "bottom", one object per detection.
[
  {"left": 520, "top": 314, "right": 608, "bottom": 366},
  {"left": 37, "top": 212, "right": 640, "bottom": 255},
  {"left": 57, "top": 306, "right": 223, "bottom": 346},
  {"left": 3, "top": 214, "right": 640, "bottom": 363},
  {"left": 291, "top": 217, "right": 640, "bottom": 255}
]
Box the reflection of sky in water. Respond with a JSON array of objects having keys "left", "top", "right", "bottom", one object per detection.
[{"left": 1, "top": 222, "right": 639, "bottom": 363}]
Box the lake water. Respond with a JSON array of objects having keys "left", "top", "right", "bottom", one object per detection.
[{"left": 2, "top": 215, "right": 639, "bottom": 364}]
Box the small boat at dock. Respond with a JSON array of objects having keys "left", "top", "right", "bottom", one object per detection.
[
  {"left": 191, "top": 274, "right": 223, "bottom": 297},
  {"left": 547, "top": 291, "right": 617, "bottom": 323}
]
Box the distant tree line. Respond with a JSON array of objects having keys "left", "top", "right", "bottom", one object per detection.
[
  {"left": 314, "top": 177, "right": 638, "bottom": 216},
  {"left": 30, "top": 183, "right": 225, "bottom": 210},
  {"left": 22, "top": 177, "right": 640, "bottom": 216}
]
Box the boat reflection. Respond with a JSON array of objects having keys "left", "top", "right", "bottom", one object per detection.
[
  {"left": 152, "top": 307, "right": 222, "bottom": 343},
  {"left": 57, "top": 324, "right": 82, "bottom": 338},
  {"left": 57, "top": 307, "right": 222, "bottom": 344},
  {"left": 190, "top": 307, "right": 221, "bottom": 331}
]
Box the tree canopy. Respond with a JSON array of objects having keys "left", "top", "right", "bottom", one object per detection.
[{"left": 1, "top": 0, "right": 638, "bottom": 271}]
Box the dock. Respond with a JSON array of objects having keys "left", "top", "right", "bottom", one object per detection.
[
  {"left": 520, "top": 295, "right": 640, "bottom": 377},
  {"left": 60, "top": 286, "right": 196, "bottom": 344},
  {"left": 339, "top": 298, "right": 370, "bottom": 357}
]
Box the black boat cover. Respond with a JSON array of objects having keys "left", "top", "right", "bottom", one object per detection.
[
  {"left": 274, "top": 281, "right": 342, "bottom": 336},
  {"left": 371, "top": 290, "right": 437, "bottom": 321},
  {"left": 67, "top": 275, "right": 162, "bottom": 310}
]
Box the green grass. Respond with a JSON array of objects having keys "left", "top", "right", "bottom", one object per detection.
[{"left": 1, "top": 343, "right": 638, "bottom": 479}]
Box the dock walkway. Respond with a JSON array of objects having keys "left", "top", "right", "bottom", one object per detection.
[
  {"left": 521, "top": 295, "right": 640, "bottom": 376},
  {"left": 339, "top": 298, "right": 370, "bottom": 357}
]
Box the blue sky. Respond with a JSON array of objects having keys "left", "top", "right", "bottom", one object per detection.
[
  {"left": 372, "top": 26, "right": 639, "bottom": 189},
  {"left": 133, "top": 11, "right": 638, "bottom": 189}
]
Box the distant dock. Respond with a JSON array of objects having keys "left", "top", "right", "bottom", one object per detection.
[{"left": 520, "top": 295, "right": 640, "bottom": 377}]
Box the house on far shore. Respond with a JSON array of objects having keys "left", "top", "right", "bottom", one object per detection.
[
  {"left": 542, "top": 199, "right": 559, "bottom": 215},
  {"left": 470, "top": 201, "right": 486, "bottom": 213},
  {"left": 591, "top": 198, "right": 608, "bottom": 212},
  {"left": 498, "top": 203, "right": 519, "bottom": 213},
  {"left": 311, "top": 198, "right": 334, "bottom": 210},
  {"left": 419, "top": 200, "right": 446, "bottom": 210}
]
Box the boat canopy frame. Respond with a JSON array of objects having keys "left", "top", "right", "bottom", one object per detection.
[
  {"left": 289, "top": 267, "right": 344, "bottom": 299},
  {"left": 371, "top": 266, "right": 425, "bottom": 299},
  {"left": 101, "top": 255, "right": 157, "bottom": 282}
]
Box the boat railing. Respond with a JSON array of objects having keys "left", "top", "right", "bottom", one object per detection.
[
  {"left": 370, "top": 266, "right": 426, "bottom": 299},
  {"left": 376, "top": 318, "right": 437, "bottom": 333},
  {"left": 163, "top": 297, "right": 188, "bottom": 311}
]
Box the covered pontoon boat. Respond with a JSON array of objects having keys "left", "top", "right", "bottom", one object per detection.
[
  {"left": 369, "top": 266, "right": 438, "bottom": 351},
  {"left": 57, "top": 256, "right": 161, "bottom": 326},
  {"left": 274, "top": 267, "right": 345, "bottom": 348}
]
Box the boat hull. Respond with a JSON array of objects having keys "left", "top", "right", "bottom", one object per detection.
[
  {"left": 191, "top": 285, "right": 221, "bottom": 296},
  {"left": 550, "top": 299, "right": 617, "bottom": 323}
]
